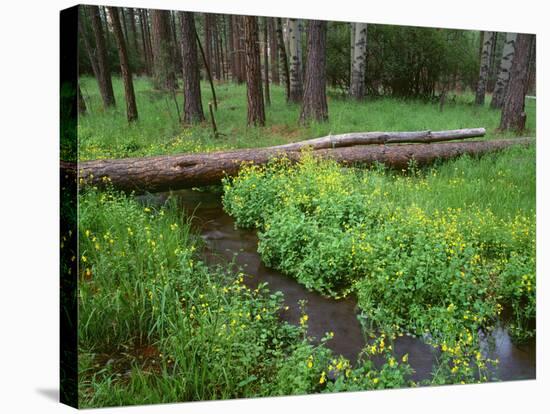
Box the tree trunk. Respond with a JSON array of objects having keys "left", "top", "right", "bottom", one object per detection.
[
  {"left": 350, "top": 23, "right": 355, "bottom": 88},
  {"left": 268, "top": 18, "right": 280, "bottom": 85},
  {"left": 228, "top": 16, "right": 236, "bottom": 81},
  {"left": 244, "top": 16, "right": 265, "bottom": 126},
  {"left": 213, "top": 16, "right": 222, "bottom": 80},
  {"left": 139, "top": 9, "right": 154, "bottom": 76},
  {"left": 349, "top": 23, "right": 367, "bottom": 100},
  {"left": 204, "top": 14, "right": 213, "bottom": 80},
  {"left": 499, "top": 33, "right": 534, "bottom": 132},
  {"left": 487, "top": 31, "right": 499, "bottom": 93},
  {"left": 180, "top": 12, "right": 205, "bottom": 124},
  {"left": 170, "top": 11, "right": 183, "bottom": 75},
  {"left": 78, "top": 15, "right": 101, "bottom": 87},
  {"left": 120, "top": 8, "right": 129, "bottom": 45},
  {"left": 276, "top": 18, "right": 291, "bottom": 102},
  {"left": 491, "top": 32, "right": 517, "bottom": 109},
  {"left": 87, "top": 5, "right": 116, "bottom": 108},
  {"left": 127, "top": 8, "right": 139, "bottom": 65},
  {"left": 77, "top": 84, "right": 87, "bottom": 114},
  {"left": 300, "top": 20, "right": 328, "bottom": 124},
  {"left": 475, "top": 31, "right": 494, "bottom": 105},
  {"left": 151, "top": 9, "right": 176, "bottom": 90},
  {"left": 74, "top": 135, "right": 532, "bottom": 193},
  {"left": 287, "top": 18, "right": 303, "bottom": 102},
  {"left": 107, "top": 7, "right": 138, "bottom": 123},
  {"left": 232, "top": 16, "right": 246, "bottom": 83},
  {"left": 263, "top": 17, "right": 271, "bottom": 106}
]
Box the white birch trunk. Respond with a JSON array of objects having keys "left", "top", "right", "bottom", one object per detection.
[
  {"left": 475, "top": 31, "right": 495, "bottom": 105},
  {"left": 287, "top": 18, "right": 303, "bottom": 102},
  {"left": 490, "top": 32, "right": 517, "bottom": 109},
  {"left": 349, "top": 23, "right": 368, "bottom": 99}
]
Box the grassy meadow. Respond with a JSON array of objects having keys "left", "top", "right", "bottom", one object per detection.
[
  {"left": 78, "top": 76, "right": 536, "bottom": 161},
  {"left": 77, "top": 76, "right": 536, "bottom": 407}
]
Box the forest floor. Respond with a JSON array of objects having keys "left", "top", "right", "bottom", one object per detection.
[
  {"left": 76, "top": 75, "right": 536, "bottom": 407},
  {"left": 77, "top": 76, "right": 536, "bottom": 161}
]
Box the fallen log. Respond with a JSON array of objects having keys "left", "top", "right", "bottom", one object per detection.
[
  {"left": 271, "top": 127, "right": 486, "bottom": 150},
  {"left": 75, "top": 137, "right": 533, "bottom": 193}
]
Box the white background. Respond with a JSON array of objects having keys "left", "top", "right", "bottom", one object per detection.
[{"left": 0, "top": 0, "right": 547, "bottom": 412}]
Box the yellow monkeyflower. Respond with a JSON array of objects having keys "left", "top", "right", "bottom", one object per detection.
[
  {"left": 300, "top": 314, "right": 309, "bottom": 326},
  {"left": 319, "top": 371, "right": 327, "bottom": 384},
  {"left": 402, "top": 354, "right": 409, "bottom": 363}
]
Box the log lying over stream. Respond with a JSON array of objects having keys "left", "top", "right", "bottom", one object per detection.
[{"left": 72, "top": 127, "right": 533, "bottom": 193}]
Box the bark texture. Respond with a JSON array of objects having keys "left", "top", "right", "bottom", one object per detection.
[
  {"left": 491, "top": 32, "right": 517, "bottom": 109},
  {"left": 276, "top": 18, "right": 291, "bottom": 101},
  {"left": 475, "top": 31, "right": 494, "bottom": 105},
  {"left": 75, "top": 137, "right": 533, "bottom": 194},
  {"left": 244, "top": 16, "right": 265, "bottom": 126},
  {"left": 151, "top": 9, "right": 176, "bottom": 90},
  {"left": 349, "top": 23, "right": 367, "bottom": 99},
  {"left": 107, "top": 7, "right": 138, "bottom": 123},
  {"left": 268, "top": 18, "right": 280, "bottom": 84},
  {"left": 500, "top": 33, "right": 534, "bottom": 132},
  {"left": 263, "top": 17, "right": 271, "bottom": 106},
  {"left": 180, "top": 12, "right": 205, "bottom": 124},
  {"left": 287, "top": 18, "right": 303, "bottom": 102},
  {"left": 88, "top": 5, "right": 115, "bottom": 108},
  {"left": 139, "top": 9, "right": 154, "bottom": 76},
  {"left": 300, "top": 21, "right": 328, "bottom": 124},
  {"left": 232, "top": 16, "right": 246, "bottom": 83}
]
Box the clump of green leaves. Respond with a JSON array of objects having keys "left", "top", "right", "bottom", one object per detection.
[{"left": 223, "top": 149, "right": 536, "bottom": 383}]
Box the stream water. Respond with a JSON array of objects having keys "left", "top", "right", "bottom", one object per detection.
[{"left": 146, "top": 189, "right": 535, "bottom": 383}]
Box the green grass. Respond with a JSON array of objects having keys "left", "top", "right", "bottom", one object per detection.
[{"left": 78, "top": 76, "right": 536, "bottom": 161}]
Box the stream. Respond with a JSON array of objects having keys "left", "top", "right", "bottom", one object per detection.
[{"left": 146, "top": 189, "right": 535, "bottom": 383}]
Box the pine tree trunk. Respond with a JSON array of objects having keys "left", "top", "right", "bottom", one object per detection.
[
  {"left": 238, "top": 16, "right": 246, "bottom": 84},
  {"left": 526, "top": 36, "right": 536, "bottom": 95},
  {"left": 349, "top": 23, "right": 367, "bottom": 100},
  {"left": 299, "top": 20, "right": 328, "bottom": 124},
  {"left": 287, "top": 18, "right": 303, "bottom": 102},
  {"left": 500, "top": 33, "right": 534, "bottom": 132},
  {"left": 475, "top": 31, "right": 494, "bottom": 105},
  {"left": 127, "top": 8, "right": 139, "bottom": 64},
  {"left": 243, "top": 16, "right": 265, "bottom": 126},
  {"left": 222, "top": 16, "right": 230, "bottom": 81},
  {"left": 87, "top": 5, "right": 116, "bottom": 108},
  {"left": 232, "top": 16, "right": 245, "bottom": 83},
  {"left": 77, "top": 83, "right": 87, "bottom": 114},
  {"left": 180, "top": 12, "right": 205, "bottom": 124},
  {"left": 263, "top": 17, "right": 271, "bottom": 106},
  {"left": 204, "top": 14, "right": 213, "bottom": 80},
  {"left": 107, "top": 7, "right": 138, "bottom": 122},
  {"left": 213, "top": 16, "right": 222, "bottom": 80},
  {"left": 140, "top": 9, "right": 154, "bottom": 77},
  {"left": 120, "top": 8, "right": 129, "bottom": 45},
  {"left": 491, "top": 32, "right": 517, "bottom": 109},
  {"left": 151, "top": 9, "right": 176, "bottom": 90},
  {"left": 228, "top": 16, "right": 236, "bottom": 81},
  {"left": 276, "top": 18, "right": 290, "bottom": 101},
  {"left": 170, "top": 11, "right": 183, "bottom": 75},
  {"left": 268, "top": 18, "right": 280, "bottom": 85}
]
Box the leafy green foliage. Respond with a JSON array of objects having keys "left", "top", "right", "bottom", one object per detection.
[{"left": 223, "top": 148, "right": 536, "bottom": 383}]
